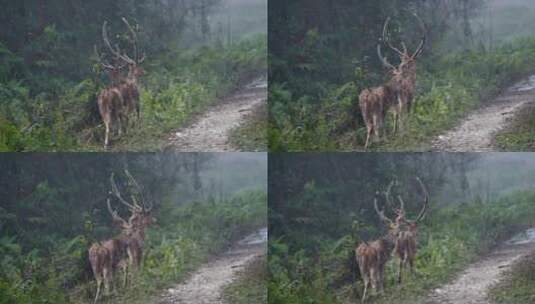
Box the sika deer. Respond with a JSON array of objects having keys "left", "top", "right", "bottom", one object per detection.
[
  {"left": 88, "top": 171, "right": 155, "bottom": 303},
  {"left": 96, "top": 19, "right": 146, "bottom": 148},
  {"left": 385, "top": 177, "right": 429, "bottom": 284},
  {"left": 360, "top": 14, "right": 427, "bottom": 149},
  {"left": 379, "top": 14, "right": 427, "bottom": 133},
  {"left": 356, "top": 191, "right": 400, "bottom": 301}
]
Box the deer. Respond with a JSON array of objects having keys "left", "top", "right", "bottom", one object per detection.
[
  {"left": 96, "top": 19, "right": 145, "bottom": 148},
  {"left": 358, "top": 75, "right": 399, "bottom": 149},
  {"left": 88, "top": 171, "right": 155, "bottom": 303},
  {"left": 356, "top": 188, "right": 402, "bottom": 302},
  {"left": 102, "top": 18, "right": 145, "bottom": 123},
  {"left": 384, "top": 177, "right": 429, "bottom": 284},
  {"left": 378, "top": 14, "right": 427, "bottom": 134},
  {"left": 359, "top": 15, "right": 426, "bottom": 149},
  {"left": 97, "top": 83, "right": 125, "bottom": 149}
]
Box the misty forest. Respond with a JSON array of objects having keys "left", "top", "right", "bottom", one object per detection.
[
  {"left": 269, "top": 0, "right": 535, "bottom": 151},
  {"left": 268, "top": 153, "right": 535, "bottom": 304},
  {"left": 0, "top": 0, "right": 266, "bottom": 152},
  {"left": 0, "top": 153, "right": 267, "bottom": 303}
]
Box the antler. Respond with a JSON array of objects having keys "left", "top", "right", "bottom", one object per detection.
[
  {"left": 102, "top": 21, "right": 136, "bottom": 65},
  {"left": 381, "top": 14, "right": 427, "bottom": 60},
  {"left": 374, "top": 193, "right": 393, "bottom": 226},
  {"left": 110, "top": 172, "right": 142, "bottom": 212},
  {"left": 121, "top": 18, "right": 145, "bottom": 64},
  {"left": 94, "top": 44, "right": 128, "bottom": 74},
  {"left": 377, "top": 44, "right": 396, "bottom": 70},
  {"left": 397, "top": 195, "right": 405, "bottom": 215},
  {"left": 124, "top": 169, "right": 152, "bottom": 212},
  {"left": 106, "top": 197, "right": 131, "bottom": 229},
  {"left": 384, "top": 180, "right": 396, "bottom": 207},
  {"left": 410, "top": 13, "right": 427, "bottom": 59},
  {"left": 414, "top": 176, "right": 429, "bottom": 222},
  {"left": 382, "top": 17, "right": 405, "bottom": 57}
]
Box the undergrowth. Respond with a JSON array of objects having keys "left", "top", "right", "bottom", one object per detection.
[
  {"left": 229, "top": 103, "right": 267, "bottom": 151},
  {"left": 222, "top": 255, "right": 267, "bottom": 304},
  {"left": 0, "top": 189, "right": 267, "bottom": 303},
  {"left": 0, "top": 35, "right": 267, "bottom": 152},
  {"left": 489, "top": 252, "right": 535, "bottom": 304},
  {"left": 269, "top": 38, "right": 535, "bottom": 151},
  {"left": 268, "top": 190, "right": 535, "bottom": 304},
  {"left": 494, "top": 102, "right": 535, "bottom": 151}
]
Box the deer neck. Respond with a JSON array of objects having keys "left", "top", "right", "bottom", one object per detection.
[{"left": 382, "top": 234, "right": 397, "bottom": 251}]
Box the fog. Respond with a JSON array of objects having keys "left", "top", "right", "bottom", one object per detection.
[{"left": 438, "top": 153, "right": 535, "bottom": 204}]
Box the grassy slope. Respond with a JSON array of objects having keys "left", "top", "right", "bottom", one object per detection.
[
  {"left": 268, "top": 191, "right": 535, "bottom": 304},
  {"left": 494, "top": 102, "right": 535, "bottom": 151},
  {"left": 268, "top": 38, "right": 535, "bottom": 152},
  {"left": 229, "top": 102, "right": 267, "bottom": 151},
  {"left": 489, "top": 252, "right": 535, "bottom": 304},
  {"left": 0, "top": 35, "right": 267, "bottom": 152},
  {"left": 85, "top": 36, "right": 267, "bottom": 152},
  {"left": 361, "top": 39, "right": 535, "bottom": 152},
  {"left": 0, "top": 189, "right": 266, "bottom": 304},
  {"left": 222, "top": 255, "right": 267, "bottom": 304}
]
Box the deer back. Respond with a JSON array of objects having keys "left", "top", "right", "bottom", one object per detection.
[{"left": 88, "top": 243, "right": 112, "bottom": 276}]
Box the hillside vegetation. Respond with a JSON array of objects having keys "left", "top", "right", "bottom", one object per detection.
[{"left": 0, "top": 0, "right": 267, "bottom": 151}]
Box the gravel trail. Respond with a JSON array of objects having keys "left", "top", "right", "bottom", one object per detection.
[
  {"left": 431, "top": 75, "right": 535, "bottom": 151},
  {"left": 157, "top": 228, "right": 267, "bottom": 304},
  {"left": 168, "top": 78, "right": 267, "bottom": 152},
  {"left": 424, "top": 228, "right": 535, "bottom": 304}
]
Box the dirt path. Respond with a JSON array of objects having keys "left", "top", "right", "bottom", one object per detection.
[
  {"left": 431, "top": 75, "right": 535, "bottom": 152},
  {"left": 167, "top": 78, "right": 267, "bottom": 152},
  {"left": 157, "top": 227, "right": 267, "bottom": 304},
  {"left": 424, "top": 228, "right": 535, "bottom": 304}
]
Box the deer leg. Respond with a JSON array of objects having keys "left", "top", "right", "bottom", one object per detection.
[
  {"left": 102, "top": 266, "right": 111, "bottom": 296},
  {"left": 370, "top": 267, "right": 378, "bottom": 296},
  {"left": 123, "top": 263, "right": 128, "bottom": 287},
  {"left": 93, "top": 276, "right": 102, "bottom": 304},
  {"left": 372, "top": 114, "right": 380, "bottom": 141},
  {"left": 397, "top": 97, "right": 404, "bottom": 133},
  {"left": 103, "top": 117, "right": 111, "bottom": 149},
  {"left": 117, "top": 115, "right": 122, "bottom": 136},
  {"left": 122, "top": 112, "right": 129, "bottom": 134},
  {"left": 378, "top": 268, "right": 385, "bottom": 292},
  {"left": 361, "top": 275, "right": 369, "bottom": 302},
  {"left": 364, "top": 125, "right": 372, "bottom": 149},
  {"left": 398, "top": 258, "right": 402, "bottom": 284}
]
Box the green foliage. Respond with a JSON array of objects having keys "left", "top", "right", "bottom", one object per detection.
[
  {"left": 0, "top": 34, "right": 266, "bottom": 151},
  {"left": 270, "top": 37, "right": 535, "bottom": 151},
  {"left": 222, "top": 256, "right": 267, "bottom": 304},
  {"left": 489, "top": 252, "right": 535, "bottom": 304},
  {"left": 268, "top": 190, "right": 535, "bottom": 304},
  {"left": 230, "top": 103, "right": 267, "bottom": 151},
  {"left": 0, "top": 188, "right": 266, "bottom": 304}
]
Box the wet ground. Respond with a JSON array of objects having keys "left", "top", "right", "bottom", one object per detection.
[
  {"left": 157, "top": 227, "right": 267, "bottom": 304},
  {"left": 167, "top": 78, "right": 267, "bottom": 152},
  {"left": 432, "top": 75, "right": 535, "bottom": 151},
  {"left": 424, "top": 227, "right": 535, "bottom": 304}
]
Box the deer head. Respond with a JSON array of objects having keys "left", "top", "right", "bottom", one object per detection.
[
  {"left": 377, "top": 14, "right": 427, "bottom": 80},
  {"left": 386, "top": 176, "right": 429, "bottom": 234},
  {"left": 373, "top": 188, "right": 401, "bottom": 240},
  {"left": 94, "top": 44, "right": 127, "bottom": 86}
]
